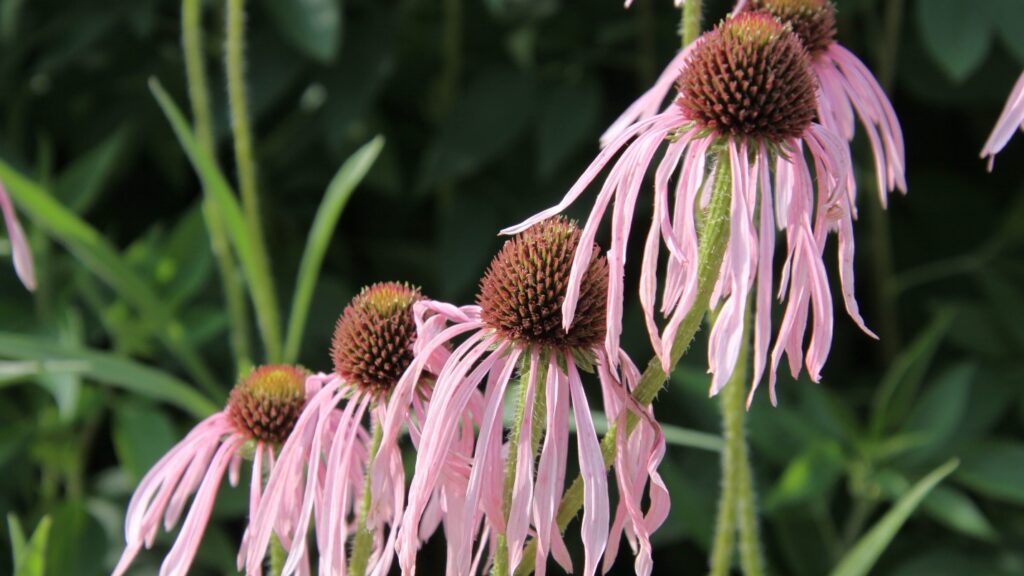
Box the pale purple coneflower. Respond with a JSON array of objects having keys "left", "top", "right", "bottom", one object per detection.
[
  {"left": 504, "top": 14, "right": 860, "bottom": 404},
  {"left": 0, "top": 179, "right": 35, "bottom": 291},
  {"left": 243, "top": 283, "right": 463, "bottom": 576},
  {"left": 981, "top": 70, "right": 1024, "bottom": 170},
  {"left": 113, "top": 365, "right": 314, "bottom": 576},
  {"left": 391, "top": 217, "right": 667, "bottom": 576}
]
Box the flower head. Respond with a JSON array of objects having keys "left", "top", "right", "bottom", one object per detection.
[
  {"left": 0, "top": 179, "right": 36, "bottom": 291},
  {"left": 504, "top": 14, "right": 861, "bottom": 404},
  {"left": 748, "top": 0, "right": 836, "bottom": 55},
  {"left": 244, "top": 282, "right": 456, "bottom": 576},
  {"left": 392, "top": 219, "right": 667, "bottom": 576},
  {"left": 981, "top": 70, "right": 1024, "bottom": 170},
  {"left": 114, "top": 365, "right": 313, "bottom": 576}
]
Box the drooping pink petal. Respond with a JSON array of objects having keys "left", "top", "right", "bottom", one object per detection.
[
  {"left": 981, "top": 70, "right": 1024, "bottom": 169},
  {"left": 567, "top": 359, "right": 610, "bottom": 576},
  {"left": 0, "top": 181, "right": 36, "bottom": 291}
]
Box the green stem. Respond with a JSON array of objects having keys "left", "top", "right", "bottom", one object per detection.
[
  {"left": 682, "top": 0, "right": 703, "bottom": 47},
  {"left": 226, "top": 0, "right": 282, "bottom": 363},
  {"left": 269, "top": 535, "right": 286, "bottom": 576},
  {"left": 183, "top": 0, "right": 252, "bottom": 374},
  {"left": 713, "top": 310, "right": 766, "bottom": 576},
  {"left": 495, "top": 357, "right": 535, "bottom": 576},
  {"left": 514, "top": 155, "right": 734, "bottom": 576},
  {"left": 349, "top": 420, "right": 384, "bottom": 576}
]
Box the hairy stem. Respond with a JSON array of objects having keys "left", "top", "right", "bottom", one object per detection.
[
  {"left": 182, "top": 0, "right": 252, "bottom": 374},
  {"left": 226, "top": 0, "right": 282, "bottom": 362},
  {"left": 269, "top": 536, "right": 286, "bottom": 576},
  {"left": 682, "top": 0, "right": 703, "bottom": 47},
  {"left": 495, "top": 357, "right": 535, "bottom": 576},
  {"left": 514, "top": 156, "right": 733, "bottom": 576},
  {"left": 349, "top": 420, "right": 384, "bottom": 576},
  {"left": 709, "top": 309, "right": 765, "bottom": 576}
]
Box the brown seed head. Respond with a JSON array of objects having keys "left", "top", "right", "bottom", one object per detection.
[
  {"left": 746, "top": 0, "right": 837, "bottom": 57},
  {"left": 332, "top": 282, "right": 423, "bottom": 397},
  {"left": 676, "top": 12, "right": 817, "bottom": 143},
  {"left": 478, "top": 217, "right": 607, "bottom": 350},
  {"left": 228, "top": 365, "right": 307, "bottom": 444}
]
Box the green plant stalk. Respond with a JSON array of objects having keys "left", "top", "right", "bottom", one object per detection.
[
  {"left": 495, "top": 358, "right": 535, "bottom": 576},
  {"left": 709, "top": 309, "right": 766, "bottom": 576},
  {"left": 514, "top": 156, "right": 733, "bottom": 576},
  {"left": 682, "top": 0, "right": 702, "bottom": 47},
  {"left": 183, "top": 0, "right": 252, "bottom": 374},
  {"left": 269, "top": 536, "right": 286, "bottom": 576},
  {"left": 226, "top": 0, "right": 282, "bottom": 363},
  {"left": 349, "top": 421, "right": 384, "bottom": 576}
]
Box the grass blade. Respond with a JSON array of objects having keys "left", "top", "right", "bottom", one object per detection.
[
  {"left": 0, "top": 332, "right": 219, "bottom": 418},
  {"left": 830, "top": 458, "right": 960, "bottom": 576},
  {"left": 282, "top": 136, "right": 384, "bottom": 362}
]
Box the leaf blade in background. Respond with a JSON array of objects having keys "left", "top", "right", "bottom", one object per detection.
[
  {"left": 0, "top": 332, "right": 219, "bottom": 417},
  {"left": 283, "top": 135, "right": 383, "bottom": 363},
  {"left": 956, "top": 439, "right": 1024, "bottom": 505},
  {"left": 260, "top": 0, "right": 341, "bottom": 63},
  {"left": 10, "top": 515, "right": 51, "bottom": 576},
  {"left": 54, "top": 126, "right": 130, "bottom": 214},
  {"left": 916, "top": 0, "right": 992, "bottom": 83},
  {"left": 830, "top": 458, "right": 960, "bottom": 576}
]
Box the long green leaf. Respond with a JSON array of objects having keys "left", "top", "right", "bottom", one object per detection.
[
  {"left": 282, "top": 136, "right": 384, "bottom": 363},
  {"left": 149, "top": 77, "right": 283, "bottom": 363},
  {"left": 0, "top": 332, "right": 219, "bottom": 418},
  {"left": 10, "top": 515, "right": 51, "bottom": 576},
  {"left": 0, "top": 159, "right": 221, "bottom": 396},
  {"left": 830, "top": 458, "right": 960, "bottom": 576}
]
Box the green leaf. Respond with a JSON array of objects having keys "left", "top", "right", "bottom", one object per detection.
[
  {"left": 0, "top": 158, "right": 221, "bottom": 396},
  {"left": 149, "top": 77, "right": 282, "bottom": 364},
  {"left": 580, "top": 411, "right": 722, "bottom": 453},
  {"left": 916, "top": 0, "right": 992, "bottom": 83},
  {"left": 956, "top": 439, "right": 1024, "bottom": 504},
  {"left": 536, "top": 77, "right": 601, "bottom": 179},
  {"left": 45, "top": 501, "right": 105, "bottom": 576},
  {"left": 830, "top": 458, "right": 959, "bottom": 576},
  {"left": 113, "top": 400, "right": 178, "bottom": 482},
  {"left": 763, "top": 442, "right": 844, "bottom": 511},
  {"left": 260, "top": 0, "right": 341, "bottom": 63},
  {"left": 988, "top": 0, "right": 1024, "bottom": 64},
  {"left": 9, "top": 515, "right": 51, "bottom": 576},
  {"left": 900, "top": 363, "right": 974, "bottom": 464},
  {"left": 283, "top": 135, "right": 383, "bottom": 363},
  {"left": 0, "top": 332, "right": 219, "bottom": 418},
  {"left": 870, "top": 308, "right": 956, "bottom": 436},
  {"left": 54, "top": 126, "right": 130, "bottom": 214},
  {"left": 877, "top": 471, "right": 997, "bottom": 541}
]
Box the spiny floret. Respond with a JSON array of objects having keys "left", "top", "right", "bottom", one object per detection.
[
  {"left": 746, "top": 0, "right": 837, "bottom": 57},
  {"left": 332, "top": 282, "right": 423, "bottom": 396},
  {"left": 228, "top": 365, "right": 307, "bottom": 444},
  {"left": 478, "top": 217, "right": 608, "bottom": 350},
  {"left": 676, "top": 12, "right": 817, "bottom": 142}
]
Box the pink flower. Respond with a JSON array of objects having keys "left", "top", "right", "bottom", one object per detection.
[
  {"left": 243, "top": 283, "right": 459, "bottom": 576},
  {"left": 113, "top": 365, "right": 314, "bottom": 576},
  {"left": 0, "top": 179, "right": 36, "bottom": 291},
  {"left": 392, "top": 218, "right": 667, "bottom": 576},
  {"left": 504, "top": 13, "right": 863, "bottom": 404},
  {"left": 981, "top": 70, "right": 1024, "bottom": 170}
]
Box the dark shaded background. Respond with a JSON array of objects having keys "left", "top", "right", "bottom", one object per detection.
[{"left": 1, "top": 0, "right": 1023, "bottom": 574}]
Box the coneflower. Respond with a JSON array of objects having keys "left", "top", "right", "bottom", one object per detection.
[
  {"left": 114, "top": 365, "right": 313, "bottom": 576},
  {"left": 389, "top": 217, "right": 667, "bottom": 576},
  {"left": 504, "top": 13, "right": 860, "bottom": 403},
  {"left": 243, "top": 282, "right": 461, "bottom": 576}
]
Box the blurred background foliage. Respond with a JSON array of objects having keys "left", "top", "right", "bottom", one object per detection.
[{"left": 1, "top": 0, "right": 1023, "bottom": 574}]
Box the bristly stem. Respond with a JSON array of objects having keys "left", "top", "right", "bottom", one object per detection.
[
  {"left": 349, "top": 419, "right": 384, "bottom": 576},
  {"left": 182, "top": 0, "right": 252, "bottom": 375},
  {"left": 513, "top": 155, "right": 734, "bottom": 576},
  {"left": 495, "top": 355, "right": 535, "bottom": 576},
  {"left": 226, "top": 0, "right": 282, "bottom": 363},
  {"left": 709, "top": 308, "right": 766, "bottom": 576},
  {"left": 682, "top": 0, "right": 703, "bottom": 47},
  {"left": 269, "top": 535, "right": 286, "bottom": 576}
]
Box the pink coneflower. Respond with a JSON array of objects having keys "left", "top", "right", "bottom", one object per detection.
[
  {"left": 390, "top": 217, "right": 667, "bottom": 576},
  {"left": 504, "top": 14, "right": 860, "bottom": 403},
  {"left": 0, "top": 179, "right": 35, "bottom": 291},
  {"left": 243, "top": 283, "right": 460, "bottom": 576},
  {"left": 981, "top": 70, "right": 1024, "bottom": 170},
  {"left": 113, "top": 365, "right": 312, "bottom": 576}
]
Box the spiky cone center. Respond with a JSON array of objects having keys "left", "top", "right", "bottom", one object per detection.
[
  {"left": 332, "top": 282, "right": 424, "bottom": 398},
  {"left": 676, "top": 13, "right": 817, "bottom": 143},
  {"left": 478, "top": 217, "right": 608, "bottom": 351},
  {"left": 746, "top": 0, "right": 837, "bottom": 57},
  {"left": 228, "top": 365, "right": 307, "bottom": 444}
]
